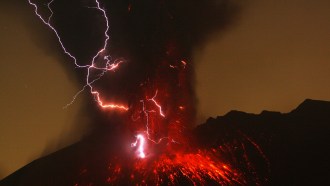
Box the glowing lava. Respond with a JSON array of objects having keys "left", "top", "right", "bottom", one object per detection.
[
  {"left": 28, "top": 0, "right": 267, "bottom": 185},
  {"left": 28, "top": 0, "right": 128, "bottom": 111},
  {"left": 74, "top": 147, "right": 247, "bottom": 186}
]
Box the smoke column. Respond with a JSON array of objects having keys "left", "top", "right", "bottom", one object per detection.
[{"left": 25, "top": 0, "right": 256, "bottom": 185}]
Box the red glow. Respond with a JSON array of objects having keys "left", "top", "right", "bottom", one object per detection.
[
  {"left": 131, "top": 151, "right": 245, "bottom": 185},
  {"left": 74, "top": 147, "right": 247, "bottom": 185},
  {"left": 28, "top": 0, "right": 267, "bottom": 185},
  {"left": 28, "top": 0, "right": 129, "bottom": 112},
  {"left": 147, "top": 90, "right": 165, "bottom": 118},
  {"left": 91, "top": 90, "right": 129, "bottom": 111},
  {"left": 131, "top": 134, "right": 147, "bottom": 159},
  {"left": 181, "top": 60, "right": 187, "bottom": 68}
]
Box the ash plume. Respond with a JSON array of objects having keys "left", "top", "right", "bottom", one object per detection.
[
  {"left": 23, "top": 0, "right": 242, "bottom": 137},
  {"left": 2, "top": 1, "right": 330, "bottom": 185},
  {"left": 1, "top": 0, "right": 247, "bottom": 185}
]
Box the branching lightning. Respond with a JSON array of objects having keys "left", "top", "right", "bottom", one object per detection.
[
  {"left": 28, "top": 0, "right": 128, "bottom": 111},
  {"left": 29, "top": 0, "right": 169, "bottom": 159},
  {"left": 131, "top": 89, "right": 171, "bottom": 158},
  {"left": 28, "top": 1, "right": 266, "bottom": 184},
  {"left": 147, "top": 90, "right": 165, "bottom": 117}
]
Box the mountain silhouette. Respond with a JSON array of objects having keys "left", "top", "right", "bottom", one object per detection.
[
  {"left": 194, "top": 99, "right": 330, "bottom": 185},
  {"left": 1, "top": 99, "right": 330, "bottom": 185}
]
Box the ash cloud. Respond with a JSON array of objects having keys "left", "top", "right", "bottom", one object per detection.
[{"left": 21, "top": 0, "right": 242, "bottom": 145}]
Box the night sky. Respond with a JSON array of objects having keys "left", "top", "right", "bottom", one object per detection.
[{"left": 1, "top": 0, "right": 330, "bottom": 179}]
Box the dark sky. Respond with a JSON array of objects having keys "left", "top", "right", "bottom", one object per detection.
[
  {"left": 0, "top": 0, "right": 86, "bottom": 178},
  {"left": 1, "top": 0, "right": 330, "bottom": 179},
  {"left": 196, "top": 0, "right": 330, "bottom": 121}
]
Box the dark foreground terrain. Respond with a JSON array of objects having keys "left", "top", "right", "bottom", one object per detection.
[{"left": 1, "top": 99, "right": 330, "bottom": 185}]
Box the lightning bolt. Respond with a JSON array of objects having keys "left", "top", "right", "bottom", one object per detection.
[
  {"left": 28, "top": 0, "right": 128, "bottom": 111},
  {"left": 131, "top": 134, "right": 146, "bottom": 159},
  {"left": 28, "top": 2, "right": 263, "bottom": 185},
  {"left": 147, "top": 90, "right": 165, "bottom": 117},
  {"left": 141, "top": 90, "right": 169, "bottom": 143},
  {"left": 29, "top": 0, "right": 171, "bottom": 159},
  {"left": 132, "top": 90, "right": 174, "bottom": 158}
]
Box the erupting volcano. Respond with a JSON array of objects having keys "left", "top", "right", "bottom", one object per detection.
[
  {"left": 1, "top": 0, "right": 330, "bottom": 185},
  {"left": 1, "top": 0, "right": 270, "bottom": 185}
]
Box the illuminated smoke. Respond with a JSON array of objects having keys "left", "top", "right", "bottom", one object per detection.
[
  {"left": 28, "top": 0, "right": 128, "bottom": 111},
  {"left": 26, "top": 0, "right": 266, "bottom": 185}
]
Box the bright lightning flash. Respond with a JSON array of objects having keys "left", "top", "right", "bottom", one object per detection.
[
  {"left": 28, "top": 0, "right": 169, "bottom": 159},
  {"left": 131, "top": 134, "right": 146, "bottom": 159},
  {"left": 28, "top": 0, "right": 128, "bottom": 111},
  {"left": 28, "top": 1, "right": 266, "bottom": 185}
]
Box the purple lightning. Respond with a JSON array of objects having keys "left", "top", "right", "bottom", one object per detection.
[
  {"left": 28, "top": 0, "right": 171, "bottom": 159},
  {"left": 28, "top": 0, "right": 128, "bottom": 111},
  {"left": 131, "top": 134, "right": 146, "bottom": 158},
  {"left": 131, "top": 90, "right": 174, "bottom": 158},
  {"left": 147, "top": 90, "right": 165, "bottom": 117}
]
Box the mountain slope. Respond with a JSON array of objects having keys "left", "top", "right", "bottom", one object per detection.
[{"left": 1, "top": 99, "right": 330, "bottom": 185}]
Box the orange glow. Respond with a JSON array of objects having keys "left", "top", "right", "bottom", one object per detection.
[
  {"left": 27, "top": 1, "right": 267, "bottom": 185},
  {"left": 84, "top": 148, "right": 247, "bottom": 185},
  {"left": 91, "top": 90, "right": 128, "bottom": 111}
]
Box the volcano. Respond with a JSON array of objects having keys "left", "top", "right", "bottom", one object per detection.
[
  {"left": 2, "top": 1, "right": 330, "bottom": 185},
  {"left": 1, "top": 99, "right": 330, "bottom": 185}
]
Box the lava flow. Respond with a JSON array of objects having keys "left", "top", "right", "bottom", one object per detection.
[
  {"left": 28, "top": 0, "right": 128, "bottom": 111},
  {"left": 101, "top": 149, "right": 245, "bottom": 186},
  {"left": 28, "top": 0, "right": 266, "bottom": 185}
]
